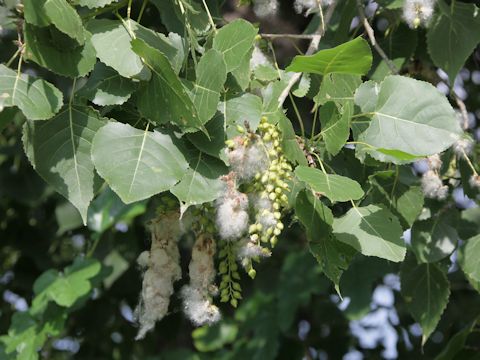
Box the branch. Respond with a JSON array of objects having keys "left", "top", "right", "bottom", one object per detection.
[
  {"left": 260, "top": 33, "right": 317, "bottom": 40},
  {"left": 355, "top": 0, "right": 399, "bottom": 74},
  {"left": 452, "top": 91, "right": 469, "bottom": 130},
  {"left": 277, "top": 1, "right": 338, "bottom": 107}
]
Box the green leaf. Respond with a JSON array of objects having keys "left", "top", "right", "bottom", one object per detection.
[
  {"left": 32, "top": 258, "right": 102, "bottom": 312},
  {"left": 371, "top": 24, "right": 418, "bottom": 81},
  {"left": 427, "top": 0, "right": 480, "bottom": 84},
  {"left": 292, "top": 73, "right": 310, "bottom": 98},
  {"left": 55, "top": 201, "right": 83, "bottom": 235},
  {"left": 254, "top": 64, "right": 279, "bottom": 82},
  {"left": 340, "top": 256, "right": 392, "bottom": 320},
  {"left": 132, "top": 38, "right": 204, "bottom": 132},
  {"left": 192, "top": 322, "right": 238, "bottom": 352},
  {"left": 213, "top": 19, "right": 258, "bottom": 72},
  {"left": 401, "top": 256, "right": 450, "bottom": 344},
  {"left": 319, "top": 101, "right": 352, "bottom": 156},
  {"left": 314, "top": 73, "right": 361, "bottom": 107},
  {"left": 192, "top": 49, "right": 227, "bottom": 124},
  {"left": 354, "top": 75, "right": 462, "bottom": 158},
  {"left": 352, "top": 79, "right": 378, "bottom": 112},
  {"left": 435, "top": 318, "right": 479, "bottom": 360},
  {"left": 72, "top": 0, "right": 120, "bottom": 8},
  {"left": 24, "top": 24, "right": 97, "bottom": 78},
  {"left": 91, "top": 122, "right": 188, "bottom": 204},
  {"left": 261, "top": 74, "right": 294, "bottom": 120},
  {"left": 87, "top": 186, "right": 147, "bottom": 234},
  {"left": 1, "top": 310, "right": 65, "bottom": 360},
  {"left": 458, "top": 207, "right": 480, "bottom": 240},
  {"left": 78, "top": 62, "right": 138, "bottom": 106},
  {"left": 366, "top": 170, "right": 424, "bottom": 227},
  {"left": 221, "top": 93, "right": 263, "bottom": 132},
  {"left": 411, "top": 216, "right": 458, "bottom": 263},
  {"left": 333, "top": 205, "right": 405, "bottom": 262},
  {"left": 277, "top": 251, "right": 324, "bottom": 330},
  {"left": 0, "top": 64, "right": 63, "bottom": 120},
  {"left": 458, "top": 234, "right": 480, "bottom": 284},
  {"left": 295, "top": 165, "right": 364, "bottom": 202},
  {"left": 24, "top": 0, "right": 85, "bottom": 45},
  {"left": 171, "top": 148, "right": 227, "bottom": 214},
  {"left": 187, "top": 113, "right": 226, "bottom": 158},
  {"left": 231, "top": 48, "right": 253, "bottom": 90},
  {"left": 103, "top": 250, "right": 130, "bottom": 289},
  {"left": 278, "top": 115, "right": 308, "bottom": 166},
  {"left": 23, "top": 105, "right": 106, "bottom": 223},
  {"left": 88, "top": 19, "right": 178, "bottom": 79},
  {"left": 286, "top": 37, "right": 372, "bottom": 75},
  {"left": 295, "top": 190, "right": 354, "bottom": 292}
]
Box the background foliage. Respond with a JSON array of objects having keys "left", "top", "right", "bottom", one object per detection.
[{"left": 0, "top": 0, "right": 480, "bottom": 358}]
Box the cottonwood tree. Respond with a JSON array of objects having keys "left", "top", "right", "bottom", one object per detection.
[{"left": 0, "top": 0, "right": 479, "bottom": 358}]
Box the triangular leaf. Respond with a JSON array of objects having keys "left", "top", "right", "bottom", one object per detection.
[
  {"left": 295, "top": 165, "right": 364, "bottom": 202},
  {"left": 401, "top": 256, "right": 450, "bottom": 344},
  {"left": 333, "top": 205, "right": 406, "bottom": 262},
  {"left": 23, "top": 105, "right": 106, "bottom": 222},
  {"left": 132, "top": 38, "right": 204, "bottom": 132},
  {"left": 91, "top": 122, "right": 189, "bottom": 203},
  {"left": 213, "top": 19, "right": 258, "bottom": 72},
  {"left": 286, "top": 37, "right": 372, "bottom": 75},
  {"left": 0, "top": 64, "right": 63, "bottom": 120}
]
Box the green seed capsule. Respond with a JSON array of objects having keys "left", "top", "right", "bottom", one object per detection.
[
  {"left": 270, "top": 236, "right": 278, "bottom": 247},
  {"left": 276, "top": 222, "right": 284, "bottom": 230},
  {"left": 248, "top": 269, "right": 257, "bottom": 279},
  {"left": 268, "top": 192, "right": 277, "bottom": 201},
  {"left": 273, "top": 228, "right": 281, "bottom": 236}
]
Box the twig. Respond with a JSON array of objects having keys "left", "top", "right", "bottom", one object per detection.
[
  {"left": 355, "top": 0, "right": 399, "bottom": 74},
  {"left": 260, "top": 33, "right": 318, "bottom": 40},
  {"left": 277, "top": 1, "right": 338, "bottom": 107},
  {"left": 452, "top": 91, "right": 469, "bottom": 130}
]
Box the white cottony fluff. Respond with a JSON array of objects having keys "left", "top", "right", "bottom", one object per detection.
[
  {"left": 250, "top": 45, "right": 271, "bottom": 70},
  {"left": 216, "top": 190, "right": 249, "bottom": 241},
  {"left": 254, "top": 196, "right": 277, "bottom": 229},
  {"left": 403, "top": 0, "right": 436, "bottom": 28},
  {"left": 180, "top": 286, "right": 221, "bottom": 326},
  {"left": 134, "top": 213, "right": 182, "bottom": 340},
  {"left": 181, "top": 235, "right": 220, "bottom": 326},
  {"left": 469, "top": 175, "right": 480, "bottom": 190},
  {"left": 453, "top": 138, "right": 474, "bottom": 157},
  {"left": 226, "top": 139, "right": 269, "bottom": 181},
  {"left": 253, "top": 0, "right": 279, "bottom": 18},
  {"left": 237, "top": 239, "right": 271, "bottom": 260},
  {"left": 421, "top": 170, "right": 448, "bottom": 200},
  {"left": 427, "top": 154, "right": 442, "bottom": 171},
  {"left": 294, "top": 0, "right": 332, "bottom": 15}
]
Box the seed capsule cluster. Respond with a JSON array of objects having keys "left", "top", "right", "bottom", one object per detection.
[
  {"left": 250, "top": 118, "right": 292, "bottom": 247},
  {"left": 218, "top": 242, "right": 242, "bottom": 307},
  {"left": 225, "top": 117, "right": 293, "bottom": 278}
]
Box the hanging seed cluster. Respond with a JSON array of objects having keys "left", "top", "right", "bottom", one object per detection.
[{"left": 134, "top": 117, "right": 293, "bottom": 334}]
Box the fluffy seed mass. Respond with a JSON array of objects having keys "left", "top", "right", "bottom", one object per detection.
[
  {"left": 216, "top": 189, "right": 249, "bottom": 241},
  {"left": 181, "top": 234, "right": 221, "bottom": 326},
  {"left": 134, "top": 213, "right": 182, "bottom": 340},
  {"left": 421, "top": 170, "right": 448, "bottom": 200},
  {"left": 403, "top": 0, "right": 436, "bottom": 28}
]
